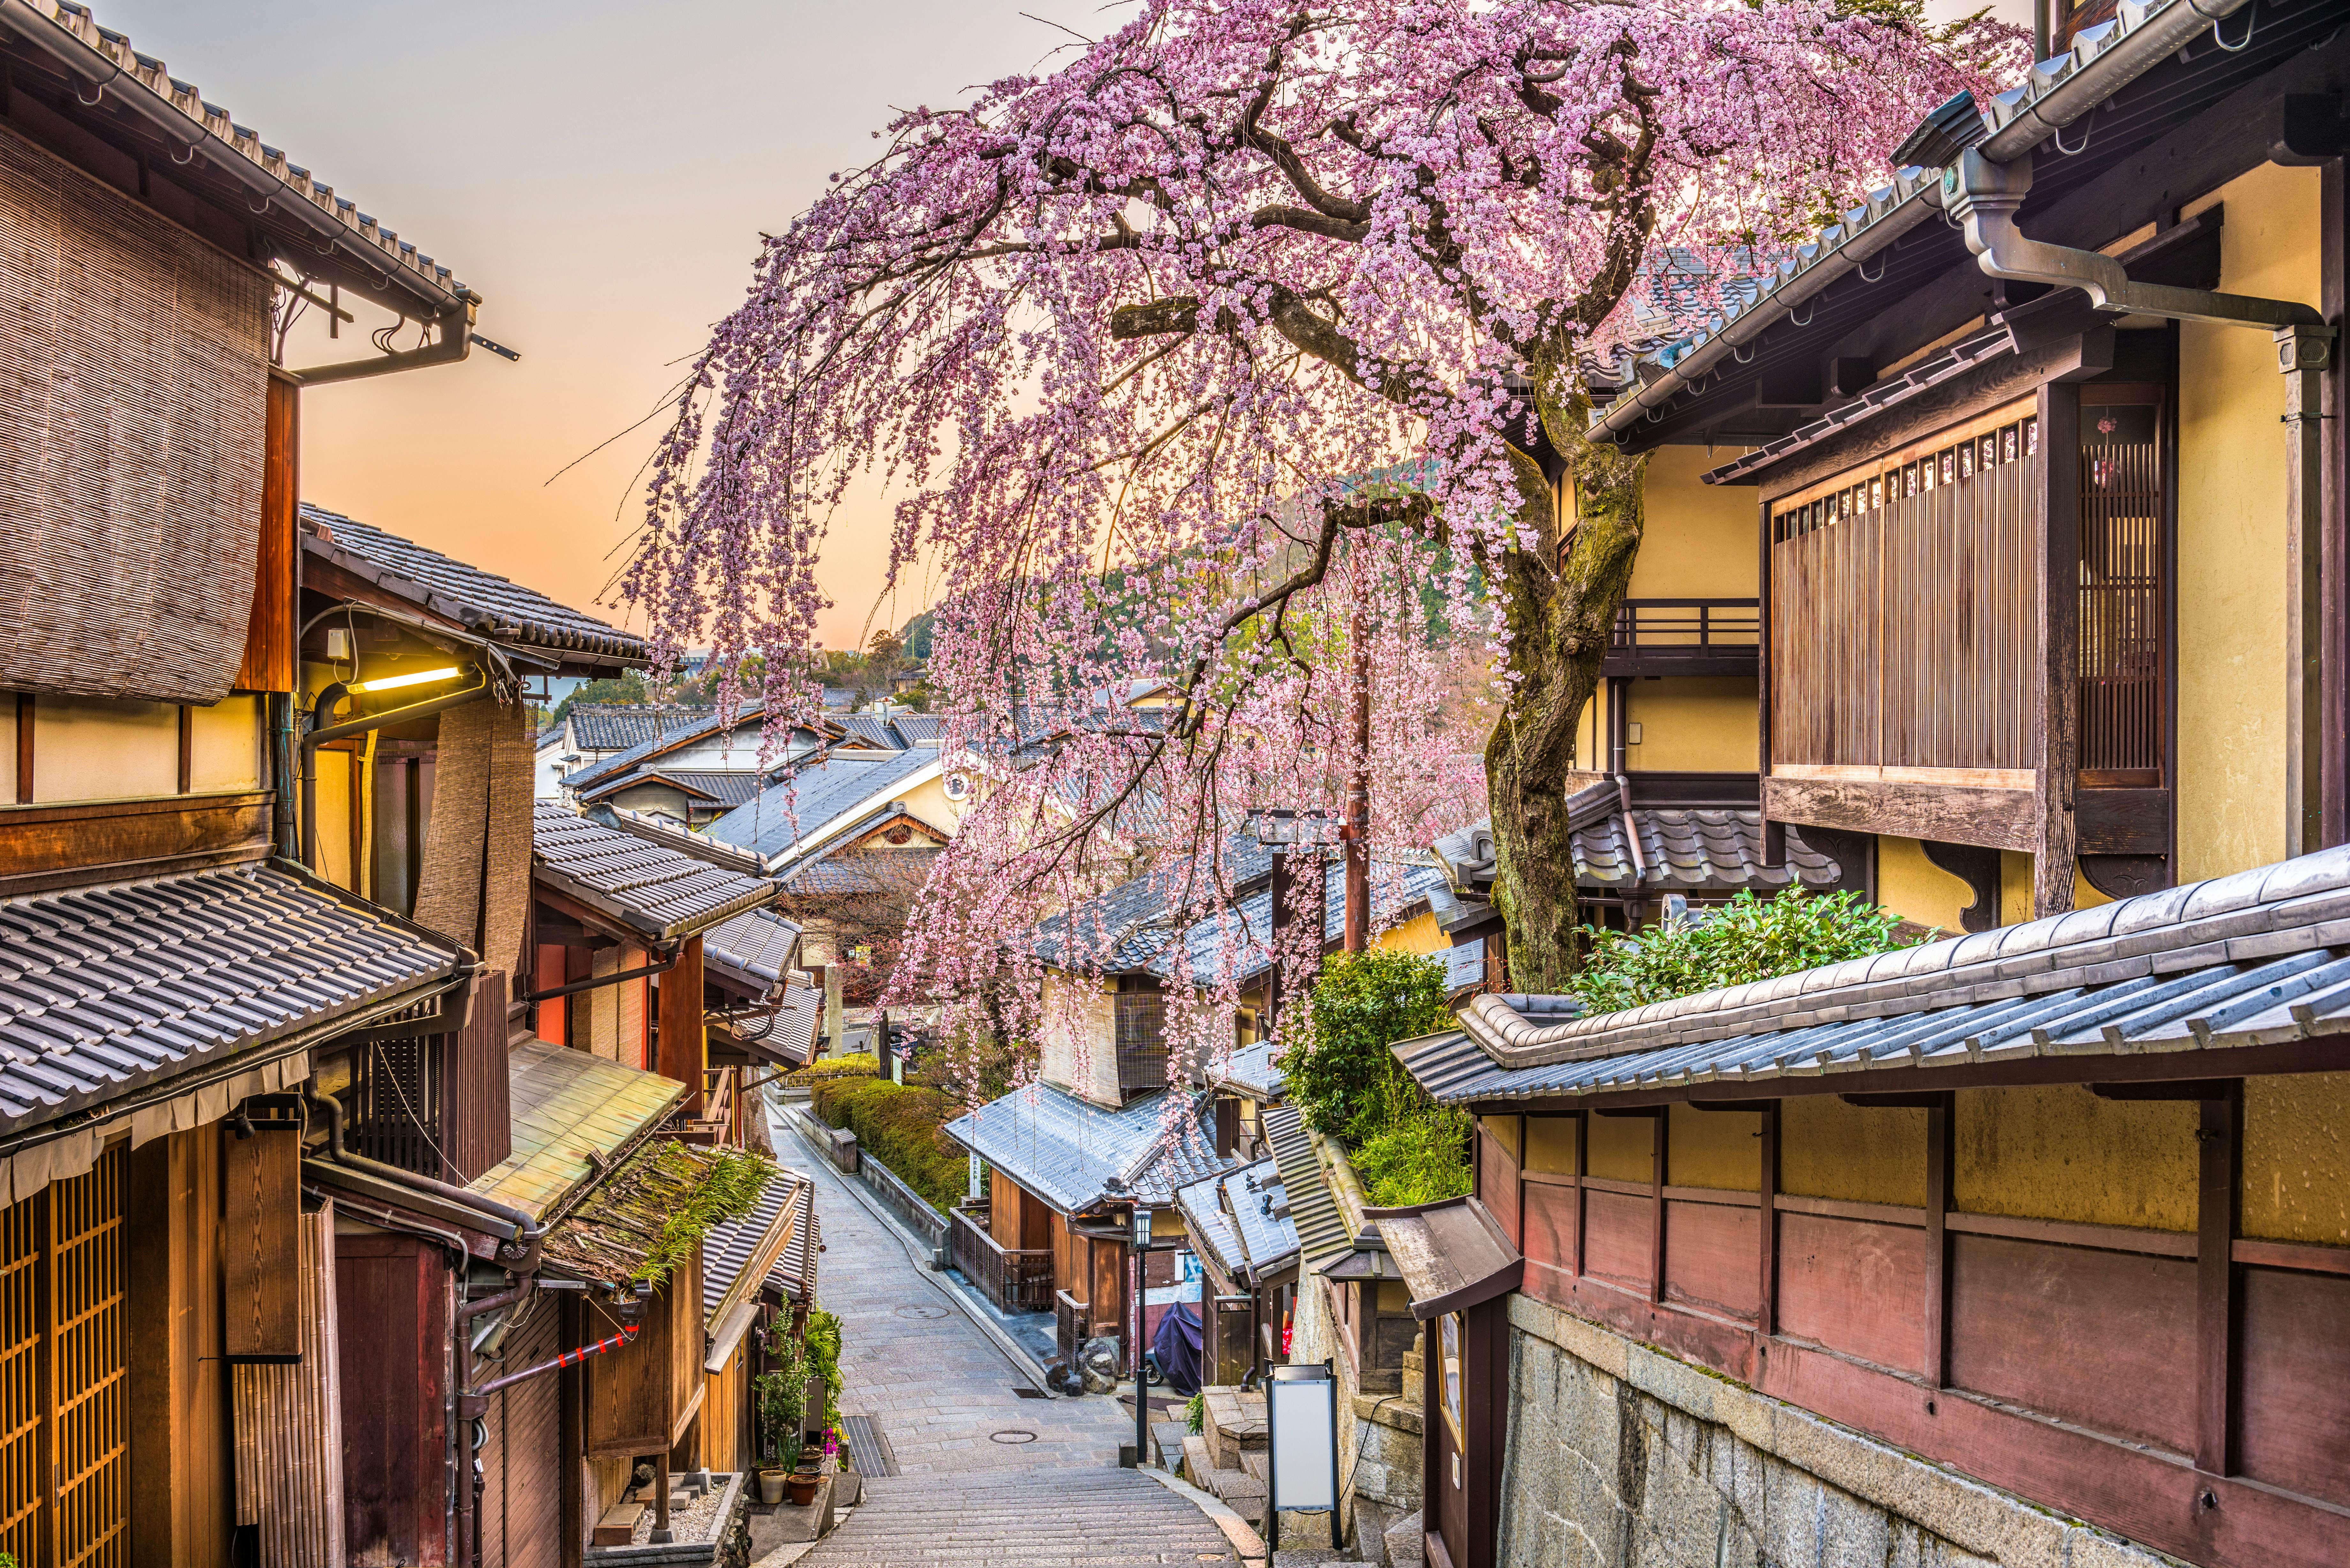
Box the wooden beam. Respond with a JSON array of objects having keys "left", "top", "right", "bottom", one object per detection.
[
  {"left": 2036, "top": 381, "right": 2081, "bottom": 917},
  {"left": 177, "top": 705, "right": 193, "bottom": 795},
  {"left": 14, "top": 692, "right": 30, "bottom": 804},
  {"left": 236, "top": 376, "right": 298, "bottom": 693},
  {"left": 1758, "top": 1100, "right": 1779, "bottom": 1338},
  {"left": 2196, "top": 1083, "right": 2241, "bottom": 1476},
  {"left": 1649, "top": 1108, "right": 1668, "bottom": 1306},
  {"left": 224, "top": 1119, "right": 303, "bottom": 1362},
  {"left": 657, "top": 935, "right": 707, "bottom": 1117},
  {"left": 1842, "top": 1092, "right": 1948, "bottom": 1108},
  {"left": 1924, "top": 1093, "right": 1953, "bottom": 1389},
  {"left": 1762, "top": 776, "right": 2036, "bottom": 853},
  {"left": 1573, "top": 1112, "right": 1588, "bottom": 1281}
]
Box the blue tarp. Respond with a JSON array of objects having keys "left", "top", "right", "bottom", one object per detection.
[{"left": 1152, "top": 1300, "right": 1202, "bottom": 1396}]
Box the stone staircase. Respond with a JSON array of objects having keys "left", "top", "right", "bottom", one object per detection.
[{"left": 792, "top": 1463, "right": 1241, "bottom": 1566}]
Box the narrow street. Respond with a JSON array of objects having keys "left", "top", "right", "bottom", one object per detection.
[{"left": 771, "top": 1103, "right": 1247, "bottom": 1566}]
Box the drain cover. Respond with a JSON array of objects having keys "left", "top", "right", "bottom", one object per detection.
[
  {"left": 989, "top": 1430, "right": 1037, "bottom": 1444},
  {"left": 1012, "top": 1387, "right": 1048, "bottom": 1400},
  {"left": 893, "top": 1306, "right": 949, "bottom": 1320}
]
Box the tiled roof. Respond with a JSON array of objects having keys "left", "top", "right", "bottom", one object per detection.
[
  {"left": 703, "top": 1169, "right": 811, "bottom": 1322},
  {"left": 943, "top": 1083, "right": 1235, "bottom": 1213},
  {"left": 466, "top": 1039, "right": 686, "bottom": 1220},
  {"left": 534, "top": 803, "right": 780, "bottom": 941},
  {"left": 1434, "top": 801, "right": 1841, "bottom": 896},
  {"left": 891, "top": 713, "right": 945, "bottom": 744},
  {"left": 1210, "top": 1038, "right": 1285, "bottom": 1101},
  {"left": 561, "top": 703, "right": 815, "bottom": 793},
  {"left": 581, "top": 804, "right": 769, "bottom": 875},
  {"left": 0, "top": 862, "right": 465, "bottom": 1133},
  {"left": 706, "top": 750, "right": 942, "bottom": 866},
  {"left": 1177, "top": 1158, "right": 1300, "bottom": 1284},
  {"left": 576, "top": 767, "right": 770, "bottom": 810},
  {"left": 561, "top": 705, "right": 714, "bottom": 754},
  {"left": 301, "top": 506, "right": 647, "bottom": 663},
  {"left": 783, "top": 848, "right": 940, "bottom": 897},
  {"left": 1261, "top": 1105, "right": 1350, "bottom": 1272},
  {"left": 540, "top": 1140, "right": 771, "bottom": 1289},
  {"left": 1399, "top": 844, "right": 2350, "bottom": 1104},
  {"left": 727, "top": 985, "right": 822, "bottom": 1067},
  {"left": 1587, "top": 0, "right": 2253, "bottom": 440},
  {"left": 835, "top": 715, "right": 907, "bottom": 749},
  {"left": 8, "top": 2, "right": 464, "bottom": 306},
  {"left": 703, "top": 908, "right": 804, "bottom": 994},
  {"left": 772, "top": 1180, "right": 819, "bottom": 1304}
]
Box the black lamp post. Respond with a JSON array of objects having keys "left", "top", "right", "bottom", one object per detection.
[{"left": 1131, "top": 1203, "right": 1153, "bottom": 1469}]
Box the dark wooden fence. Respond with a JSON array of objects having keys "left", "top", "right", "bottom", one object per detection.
[{"left": 949, "top": 1204, "right": 1053, "bottom": 1314}]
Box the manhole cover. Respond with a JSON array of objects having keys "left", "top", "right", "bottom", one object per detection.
[
  {"left": 989, "top": 1430, "right": 1037, "bottom": 1444},
  {"left": 893, "top": 1306, "right": 949, "bottom": 1320}
]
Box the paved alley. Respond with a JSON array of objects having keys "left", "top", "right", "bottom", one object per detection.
[{"left": 773, "top": 1104, "right": 1243, "bottom": 1565}]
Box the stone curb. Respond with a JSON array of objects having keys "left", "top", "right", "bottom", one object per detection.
[
  {"left": 1140, "top": 1464, "right": 1270, "bottom": 1565},
  {"left": 775, "top": 1098, "right": 1060, "bottom": 1395}
]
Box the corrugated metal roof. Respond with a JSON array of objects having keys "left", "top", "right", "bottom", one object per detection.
[
  {"left": 706, "top": 750, "right": 942, "bottom": 866},
  {"left": 1176, "top": 1171, "right": 1247, "bottom": 1278},
  {"left": 534, "top": 803, "right": 780, "bottom": 941},
  {"left": 1185, "top": 1157, "right": 1301, "bottom": 1281},
  {"left": 1261, "top": 1105, "right": 1350, "bottom": 1273},
  {"left": 944, "top": 1082, "right": 1234, "bottom": 1212},
  {"left": 0, "top": 861, "right": 464, "bottom": 1132},
  {"left": 301, "top": 507, "right": 646, "bottom": 663},
  {"left": 1399, "top": 845, "right": 2350, "bottom": 1104},
  {"left": 467, "top": 1038, "right": 685, "bottom": 1220}
]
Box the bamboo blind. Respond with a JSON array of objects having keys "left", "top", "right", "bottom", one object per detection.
[
  {"left": 1770, "top": 399, "right": 2044, "bottom": 774},
  {"left": 0, "top": 123, "right": 270, "bottom": 704},
  {"left": 0, "top": 1149, "right": 126, "bottom": 1568}
]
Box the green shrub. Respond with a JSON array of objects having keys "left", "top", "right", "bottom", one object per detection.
[
  {"left": 1278, "top": 949, "right": 1451, "bottom": 1144},
  {"left": 812, "top": 1077, "right": 969, "bottom": 1213},
  {"left": 1348, "top": 1069, "right": 1474, "bottom": 1207},
  {"left": 1567, "top": 888, "right": 1919, "bottom": 1016},
  {"left": 804, "top": 1307, "right": 844, "bottom": 1437},
  {"left": 785, "top": 1053, "right": 879, "bottom": 1088},
  {"left": 1186, "top": 1392, "right": 1205, "bottom": 1434}
]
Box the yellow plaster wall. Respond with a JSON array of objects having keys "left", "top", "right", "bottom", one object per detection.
[
  {"left": 2176, "top": 162, "right": 2322, "bottom": 882},
  {"left": 188, "top": 697, "right": 262, "bottom": 792},
  {"left": 1874, "top": 837, "right": 1968, "bottom": 934},
  {"left": 1666, "top": 1103, "right": 1760, "bottom": 1192},
  {"left": 1624, "top": 678, "right": 1759, "bottom": 772},
  {"left": 1628, "top": 447, "right": 1759, "bottom": 598},
  {"left": 1478, "top": 1115, "right": 1522, "bottom": 1163},
  {"left": 313, "top": 752, "right": 352, "bottom": 889},
  {"left": 1377, "top": 912, "right": 1447, "bottom": 957},
  {"left": 1954, "top": 1084, "right": 2197, "bottom": 1232},
  {"left": 1584, "top": 1113, "right": 1654, "bottom": 1184},
  {"left": 30, "top": 695, "right": 177, "bottom": 802},
  {"left": 898, "top": 772, "right": 969, "bottom": 836},
  {"left": 1525, "top": 1116, "right": 1578, "bottom": 1175},
  {"left": 2242, "top": 1072, "right": 2350, "bottom": 1245},
  {"left": 1780, "top": 1096, "right": 1926, "bottom": 1207},
  {"left": 1998, "top": 851, "right": 2033, "bottom": 928}
]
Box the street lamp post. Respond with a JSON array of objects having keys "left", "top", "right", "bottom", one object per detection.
[{"left": 1131, "top": 1204, "right": 1153, "bottom": 1469}]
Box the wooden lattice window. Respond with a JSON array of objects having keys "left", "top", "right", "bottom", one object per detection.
[
  {"left": 0, "top": 1147, "right": 127, "bottom": 1568},
  {"left": 2077, "top": 387, "right": 2166, "bottom": 784}
]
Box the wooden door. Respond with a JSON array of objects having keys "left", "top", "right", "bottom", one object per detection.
[
  {"left": 0, "top": 1150, "right": 128, "bottom": 1568},
  {"left": 1431, "top": 1312, "right": 1467, "bottom": 1567}
]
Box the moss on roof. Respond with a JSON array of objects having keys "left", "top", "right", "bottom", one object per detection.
[{"left": 542, "top": 1140, "right": 776, "bottom": 1288}]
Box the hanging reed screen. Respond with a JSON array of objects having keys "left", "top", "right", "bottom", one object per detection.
[
  {"left": 2077, "top": 390, "right": 2165, "bottom": 784},
  {"left": 1770, "top": 399, "right": 2044, "bottom": 781},
  {"left": 0, "top": 1148, "right": 126, "bottom": 1567}
]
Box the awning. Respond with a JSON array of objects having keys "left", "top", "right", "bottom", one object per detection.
[
  {"left": 1364, "top": 1198, "right": 1523, "bottom": 1320},
  {"left": 466, "top": 1040, "right": 686, "bottom": 1221}
]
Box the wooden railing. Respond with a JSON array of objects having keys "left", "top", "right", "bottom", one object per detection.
[
  {"left": 1604, "top": 598, "right": 1760, "bottom": 678},
  {"left": 682, "top": 1064, "right": 743, "bottom": 1147},
  {"left": 948, "top": 1204, "right": 1054, "bottom": 1315},
  {"left": 1057, "top": 1290, "right": 1088, "bottom": 1364}
]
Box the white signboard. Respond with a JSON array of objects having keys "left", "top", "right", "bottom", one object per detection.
[
  {"left": 1444, "top": 938, "right": 1486, "bottom": 991},
  {"left": 1267, "top": 1373, "right": 1338, "bottom": 1513}
]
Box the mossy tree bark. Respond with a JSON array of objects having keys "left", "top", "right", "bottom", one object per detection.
[{"left": 1485, "top": 375, "right": 1647, "bottom": 995}]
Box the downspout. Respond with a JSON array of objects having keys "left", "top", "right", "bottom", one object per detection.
[
  {"left": 1946, "top": 147, "right": 2336, "bottom": 854},
  {"left": 304, "top": 1083, "right": 543, "bottom": 1270}
]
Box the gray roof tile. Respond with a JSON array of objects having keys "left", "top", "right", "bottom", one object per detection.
[
  {"left": 705, "top": 750, "right": 941, "bottom": 866},
  {"left": 534, "top": 803, "right": 780, "bottom": 941},
  {"left": 944, "top": 1082, "right": 1235, "bottom": 1212},
  {"left": 0, "top": 862, "right": 463, "bottom": 1131},
  {"left": 702, "top": 908, "right": 803, "bottom": 993},
  {"left": 703, "top": 1170, "right": 813, "bottom": 1320},
  {"left": 301, "top": 506, "right": 646, "bottom": 662}
]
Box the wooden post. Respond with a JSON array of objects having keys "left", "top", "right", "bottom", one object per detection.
[
  {"left": 2035, "top": 382, "right": 2081, "bottom": 917},
  {"left": 1649, "top": 1108, "right": 1668, "bottom": 1305},
  {"left": 177, "top": 705, "right": 193, "bottom": 794},
  {"left": 2321, "top": 158, "right": 2349, "bottom": 849},
  {"left": 14, "top": 692, "right": 30, "bottom": 804},
  {"left": 1757, "top": 1101, "right": 1779, "bottom": 1337},
  {"left": 1572, "top": 1111, "right": 1588, "bottom": 1279},
  {"left": 1924, "top": 1093, "right": 1954, "bottom": 1388},
  {"left": 2196, "top": 1083, "right": 2242, "bottom": 1476},
  {"left": 1268, "top": 849, "right": 1292, "bottom": 1026},
  {"left": 1758, "top": 496, "right": 1781, "bottom": 867},
  {"left": 658, "top": 936, "right": 707, "bottom": 1117}
]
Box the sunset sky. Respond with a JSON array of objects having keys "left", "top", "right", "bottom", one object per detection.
[{"left": 126, "top": 0, "right": 2028, "bottom": 653}]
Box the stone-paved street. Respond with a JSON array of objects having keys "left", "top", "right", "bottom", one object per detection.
[{"left": 772, "top": 1102, "right": 1244, "bottom": 1565}]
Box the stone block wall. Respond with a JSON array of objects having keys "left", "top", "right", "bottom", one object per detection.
[{"left": 1502, "top": 1296, "right": 2176, "bottom": 1568}]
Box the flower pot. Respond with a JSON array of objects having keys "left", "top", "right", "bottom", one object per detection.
[
  {"left": 757, "top": 1468, "right": 787, "bottom": 1507},
  {"left": 785, "top": 1471, "right": 821, "bottom": 1507}
]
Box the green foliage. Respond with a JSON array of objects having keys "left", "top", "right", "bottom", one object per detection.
[
  {"left": 1185, "top": 1392, "right": 1205, "bottom": 1434},
  {"left": 1348, "top": 1072, "right": 1474, "bottom": 1208},
  {"left": 550, "top": 670, "right": 650, "bottom": 723},
  {"left": 804, "top": 1307, "right": 845, "bottom": 1438},
  {"left": 812, "top": 1077, "right": 969, "bottom": 1213},
  {"left": 1278, "top": 949, "right": 1452, "bottom": 1144},
  {"left": 636, "top": 1146, "right": 773, "bottom": 1285},
  {"left": 784, "top": 1053, "right": 880, "bottom": 1088},
  {"left": 757, "top": 1318, "right": 810, "bottom": 1468},
  {"left": 1566, "top": 888, "right": 1920, "bottom": 1016}
]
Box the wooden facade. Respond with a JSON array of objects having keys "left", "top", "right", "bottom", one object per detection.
[{"left": 1465, "top": 1080, "right": 2350, "bottom": 1568}]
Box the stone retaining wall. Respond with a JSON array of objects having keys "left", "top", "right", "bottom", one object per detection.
[{"left": 1501, "top": 1296, "right": 2175, "bottom": 1568}]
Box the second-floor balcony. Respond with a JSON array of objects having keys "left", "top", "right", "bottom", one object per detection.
[
  {"left": 1602, "top": 598, "right": 1760, "bottom": 679},
  {"left": 950, "top": 1201, "right": 1054, "bottom": 1315}
]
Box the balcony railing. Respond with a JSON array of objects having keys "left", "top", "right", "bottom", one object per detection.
[
  {"left": 1057, "top": 1289, "right": 1088, "bottom": 1364},
  {"left": 949, "top": 1203, "right": 1054, "bottom": 1315},
  {"left": 1603, "top": 598, "right": 1760, "bottom": 678}
]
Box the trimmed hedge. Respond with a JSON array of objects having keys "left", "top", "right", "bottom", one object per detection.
[
  {"left": 810, "top": 1077, "right": 968, "bottom": 1214},
  {"left": 785, "top": 1053, "right": 880, "bottom": 1089}
]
